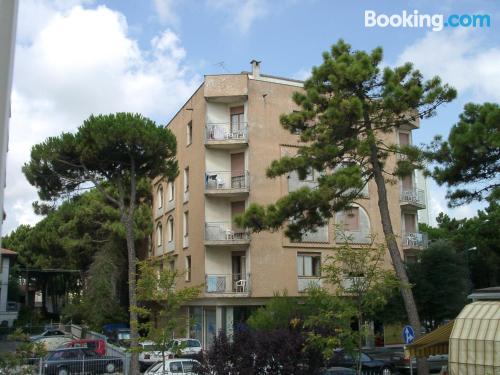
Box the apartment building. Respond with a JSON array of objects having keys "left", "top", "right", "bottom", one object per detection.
[
  {"left": 0, "top": 248, "right": 18, "bottom": 326},
  {"left": 150, "top": 61, "right": 428, "bottom": 347}
]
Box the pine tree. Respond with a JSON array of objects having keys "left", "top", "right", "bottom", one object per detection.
[{"left": 236, "top": 40, "right": 456, "bottom": 374}]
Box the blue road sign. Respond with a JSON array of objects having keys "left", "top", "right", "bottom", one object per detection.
[{"left": 403, "top": 325, "right": 415, "bottom": 344}]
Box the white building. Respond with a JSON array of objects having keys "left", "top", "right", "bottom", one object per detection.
[{"left": 0, "top": 248, "right": 18, "bottom": 326}]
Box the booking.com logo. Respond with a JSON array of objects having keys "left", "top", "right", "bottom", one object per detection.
[{"left": 365, "top": 10, "right": 491, "bottom": 31}]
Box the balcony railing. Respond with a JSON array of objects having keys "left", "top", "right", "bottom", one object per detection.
[
  {"left": 400, "top": 188, "right": 426, "bottom": 208},
  {"left": 205, "top": 170, "right": 249, "bottom": 192},
  {"left": 205, "top": 123, "right": 248, "bottom": 143},
  {"left": 402, "top": 232, "right": 428, "bottom": 250},
  {"left": 298, "top": 277, "right": 322, "bottom": 292},
  {"left": 205, "top": 222, "right": 250, "bottom": 242},
  {"left": 205, "top": 273, "right": 250, "bottom": 294}
]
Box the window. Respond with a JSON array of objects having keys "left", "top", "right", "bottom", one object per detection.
[
  {"left": 184, "top": 167, "right": 189, "bottom": 192},
  {"left": 156, "top": 223, "right": 163, "bottom": 248},
  {"left": 185, "top": 256, "right": 191, "bottom": 282},
  {"left": 187, "top": 121, "right": 193, "bottom": 145},
  {"left": 183, "top": 211, "right": 189, "bottom": 237},
  {"left": 169, "top": 361, "right": 183, "bottom": 373},
  {"left": 167, "top": 181, "right": 174, "bottom": 201},
  {"left": 230, "top": 106, "right": 245, "bottom": 133},
  {"left": 305, "top": 167, "right": 314, "bottom": 181},
  {"left": 169, "top": 260, "right": 175, "bottom": 272},
  {"left": 344, "top": 207, "right": 360, "bottom": 231},
  {"left": 399, "top": 131, "right": 410, "bottom": 146},
  {"left": 167, "top": 216, "right": 174, "bottom": 242},
  {"left": 297, "top": 253, "right": 321, "bottom": 277},
  {"left": 157, "top": 185, "right": 163, "bottom": 209}
]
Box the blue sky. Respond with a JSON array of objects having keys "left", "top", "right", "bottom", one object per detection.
[{"left": 4, "top": 0, "right": 500, "bottom": 234}]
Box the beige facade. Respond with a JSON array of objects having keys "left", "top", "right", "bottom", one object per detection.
[{"left": 149, "top": 62, "right": 427, "bottom": 347}]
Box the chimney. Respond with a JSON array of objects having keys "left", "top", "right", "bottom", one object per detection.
[{"left": 250, "top": 59, "right": 261, "bottom": 77}]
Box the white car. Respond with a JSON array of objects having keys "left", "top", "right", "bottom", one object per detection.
[
  {"left": 144, "top": 359, "right": 200, "bottom": 375},
  {"left": 139, "top": 341, "right": 163, "bottom": 371},
  {"left": 165, "top": 339, "right": 202, "bottom": 358}
]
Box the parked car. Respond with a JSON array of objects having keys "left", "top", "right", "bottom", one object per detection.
[
  {"left": 108, "top": 328, "right": 131, "bottom": 347},
  {"left": 35, "top": 336, "right": 73, "bottom": 351},
  {"left": 328, "top": 350, "right": 396, "bottom": 375},
  {"left": 319, "top": 367, "right": 356, "bottom": 375},
  {"left": 63, "top": 339, "right": 106, "bottom": 356},
  {"left": 144, "top": 359, "right": 200, "bottom": 375},
  {"left": 43, "top": 347, "right": 123, "bottom": 375},
  {"left": 30, "top": 329, "right": 68, "bottom": 341},
  {"left": 392, "top": 353, "right": 448, "bottom": 374},
  {"left": 139, "top": 341, "right": 163, "bottom": 371},
  {"left": 165, "top": 339, "right": 202, "bottom": 359}
]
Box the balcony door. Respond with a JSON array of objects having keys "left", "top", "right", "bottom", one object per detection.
[
  {"left": 231, "top": 201, "right": 245, "bottom": 231},
  {"left": 402, "top": 174, "right": 413, "bottom": 190},
  {"left": 231, "top": 152, "right": 245, "bottom": 188},
  {"left": 232, "top": 251, "right": 247, "bottom": 291},
  {"left": 230, "top": 106, "right": 245, "bottom": 135},
  {"left": 403, "top": 213, "right": 417, "bottom": 234}
]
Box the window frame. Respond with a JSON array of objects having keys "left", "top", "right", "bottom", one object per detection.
[
  {"left": 156, "top": 223, "right": 163, "bottom": 248},
  {"left": 187, "top": 121, "right": 193, "bottom": 146},
  {"left": 297, "top": 253, "right": 321, "bottom": 277}
]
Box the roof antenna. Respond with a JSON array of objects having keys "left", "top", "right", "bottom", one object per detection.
[{"left": 214, "top": 61, "right": 229, "bottom": 73}]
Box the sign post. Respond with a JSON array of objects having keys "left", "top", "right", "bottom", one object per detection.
[{"left": 403, "top": 325, "right": 415, "bottom": 375}]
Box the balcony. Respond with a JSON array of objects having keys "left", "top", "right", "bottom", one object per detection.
[
  {"left": 204, "top": 222, "right": 250, "bottom": 246},
  {"left": 298, "top": 277, "right": 322, "bottom": 292},
  {"left": 400, "top": 188, "right": 426, "bottom": 210},
  {"left": 402, "top": 232, "right": 428, "bottom": 251},
  {"left": 205, "top": 273, "right": 250, "bottom": 296},
  {"left": 205, "top": 123, "right": 248, "bottom": 149},
  {"left": 205, "top": 170, "right": 249, "bottom": 197}
]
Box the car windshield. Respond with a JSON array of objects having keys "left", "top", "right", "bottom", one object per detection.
[
  {"left": 82, "top": 349, "right": 97, "bottom": 357},
  {"left": 142, "top": 344, "right": 157, "bottom": 351},
  {"left": 118, "top": 332, "right": 131, "bottom": 340},
  {"left": 187, "top": 340, "right": 200, "bottom": 348}
]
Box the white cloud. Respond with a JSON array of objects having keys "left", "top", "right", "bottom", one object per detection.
[
  {"left": 206, "top": 0, "right": 270, "bottom": 34},
  {"left": 397, "top": 29, "right": 500, "bottom": 103},
  {"left": 153, "top": 0, "right": 179, "bottom": 27},
  {"left": 3, "top": 2, "right": 201, "bottom": 234}
]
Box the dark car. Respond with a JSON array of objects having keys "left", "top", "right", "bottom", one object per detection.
[
  {"left": 108, "top": 328, "right": 131, "bottom": 347},
  {"left": 392, "top": 353, "right": 448, "bottom": 374},
  {"left": 329, "top": 350, "right": 396, "bottom": 375},
  {"left": 319, "top": 367, "right": 357, "bottom": 375},
  {"left": 43, "top": 347, "right": 123, "bottom": 375}
]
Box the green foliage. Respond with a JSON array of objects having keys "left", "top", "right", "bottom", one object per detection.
[
  {"left": 23, "top": 113, "right": 177, "bottom": 204},
  {"left": 419, "top": 202, "right": 500, "bottom": 289},
  {"left": 407, "top": 240, "right": 468, "bottom": 330},
  {"left": 0, "top": 329, "right": 47, "bottom": 375},
  {"left": 236, "top": 39, "right": 455, "bottom": 242},
  {"left": 427, "top": 102, "right": 500, "bottom": 206},
  {"left": 134, "top": 258, "right": 201, "bottom": 362},
  {"left": 313, "top": 237, "right": 402, "bottom": 368}
]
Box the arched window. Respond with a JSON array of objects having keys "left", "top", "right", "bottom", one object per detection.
[
  {"left": 167, "top": 216, "right": 174, "bottom": 242},
  {"left": 167, "top": 182, "right": 174, "bottom": 202},
  {"left": 157, "top": 185, "right": 164, "bottom": 209},
  {"left": 156, "top": 223, "right": 163, "bottom": 248},
  {"left": 335, "top": 204, "right": 371, "bottom": 244}
]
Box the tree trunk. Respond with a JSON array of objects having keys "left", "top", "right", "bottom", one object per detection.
[
  {"left": 365, "top": 120, "right": 429, "bottom": 374},
  {"left": 123, "top": 214, "right": 140, "bottom": 375}
]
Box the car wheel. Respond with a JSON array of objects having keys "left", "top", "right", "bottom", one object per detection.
[
  {"left": 381, "top": 366, "right": 392, "bottom": 375},
  {"left": 105, "top": 362, "right": 116, "bottom": 373},
  {"left": 57, "top": 367, "right": 69, "bottom": 375}
]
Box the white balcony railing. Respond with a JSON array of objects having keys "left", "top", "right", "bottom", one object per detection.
[
  {"left": 205, "top": 123, "right": 248, "bottom": 142},
  {"left": 298, "top": 277, "right": 322, "bottom": 292},
  {"left": 205, "top": 222, "right": 250, "bottom": 242},
  {"left": 205, "top": 170, "right": 249, "bottom": 191},
  {"left": 205, "top": 273, "right": 250, "bottom": 294},
  {"left": 400, "top": 188, "right": 426, "bottom": 207},
  {"left": 402, "top": 232, "right": 428, "bottom": 250}
]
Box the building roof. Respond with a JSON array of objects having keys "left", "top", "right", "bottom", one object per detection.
[
  {"left": 468, "top": 286, "right": 500, "bottom": 301},
  {"left": 1, "top": 248, "right": 17, "bottom": 256}
]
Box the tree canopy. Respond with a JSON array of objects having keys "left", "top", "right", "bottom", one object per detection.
[
  {"left": 427, "top": 102, "right": 500, "bottom": 206},
  {"left": 22, "top": 113, "right": 178, "bottom": 375}
]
